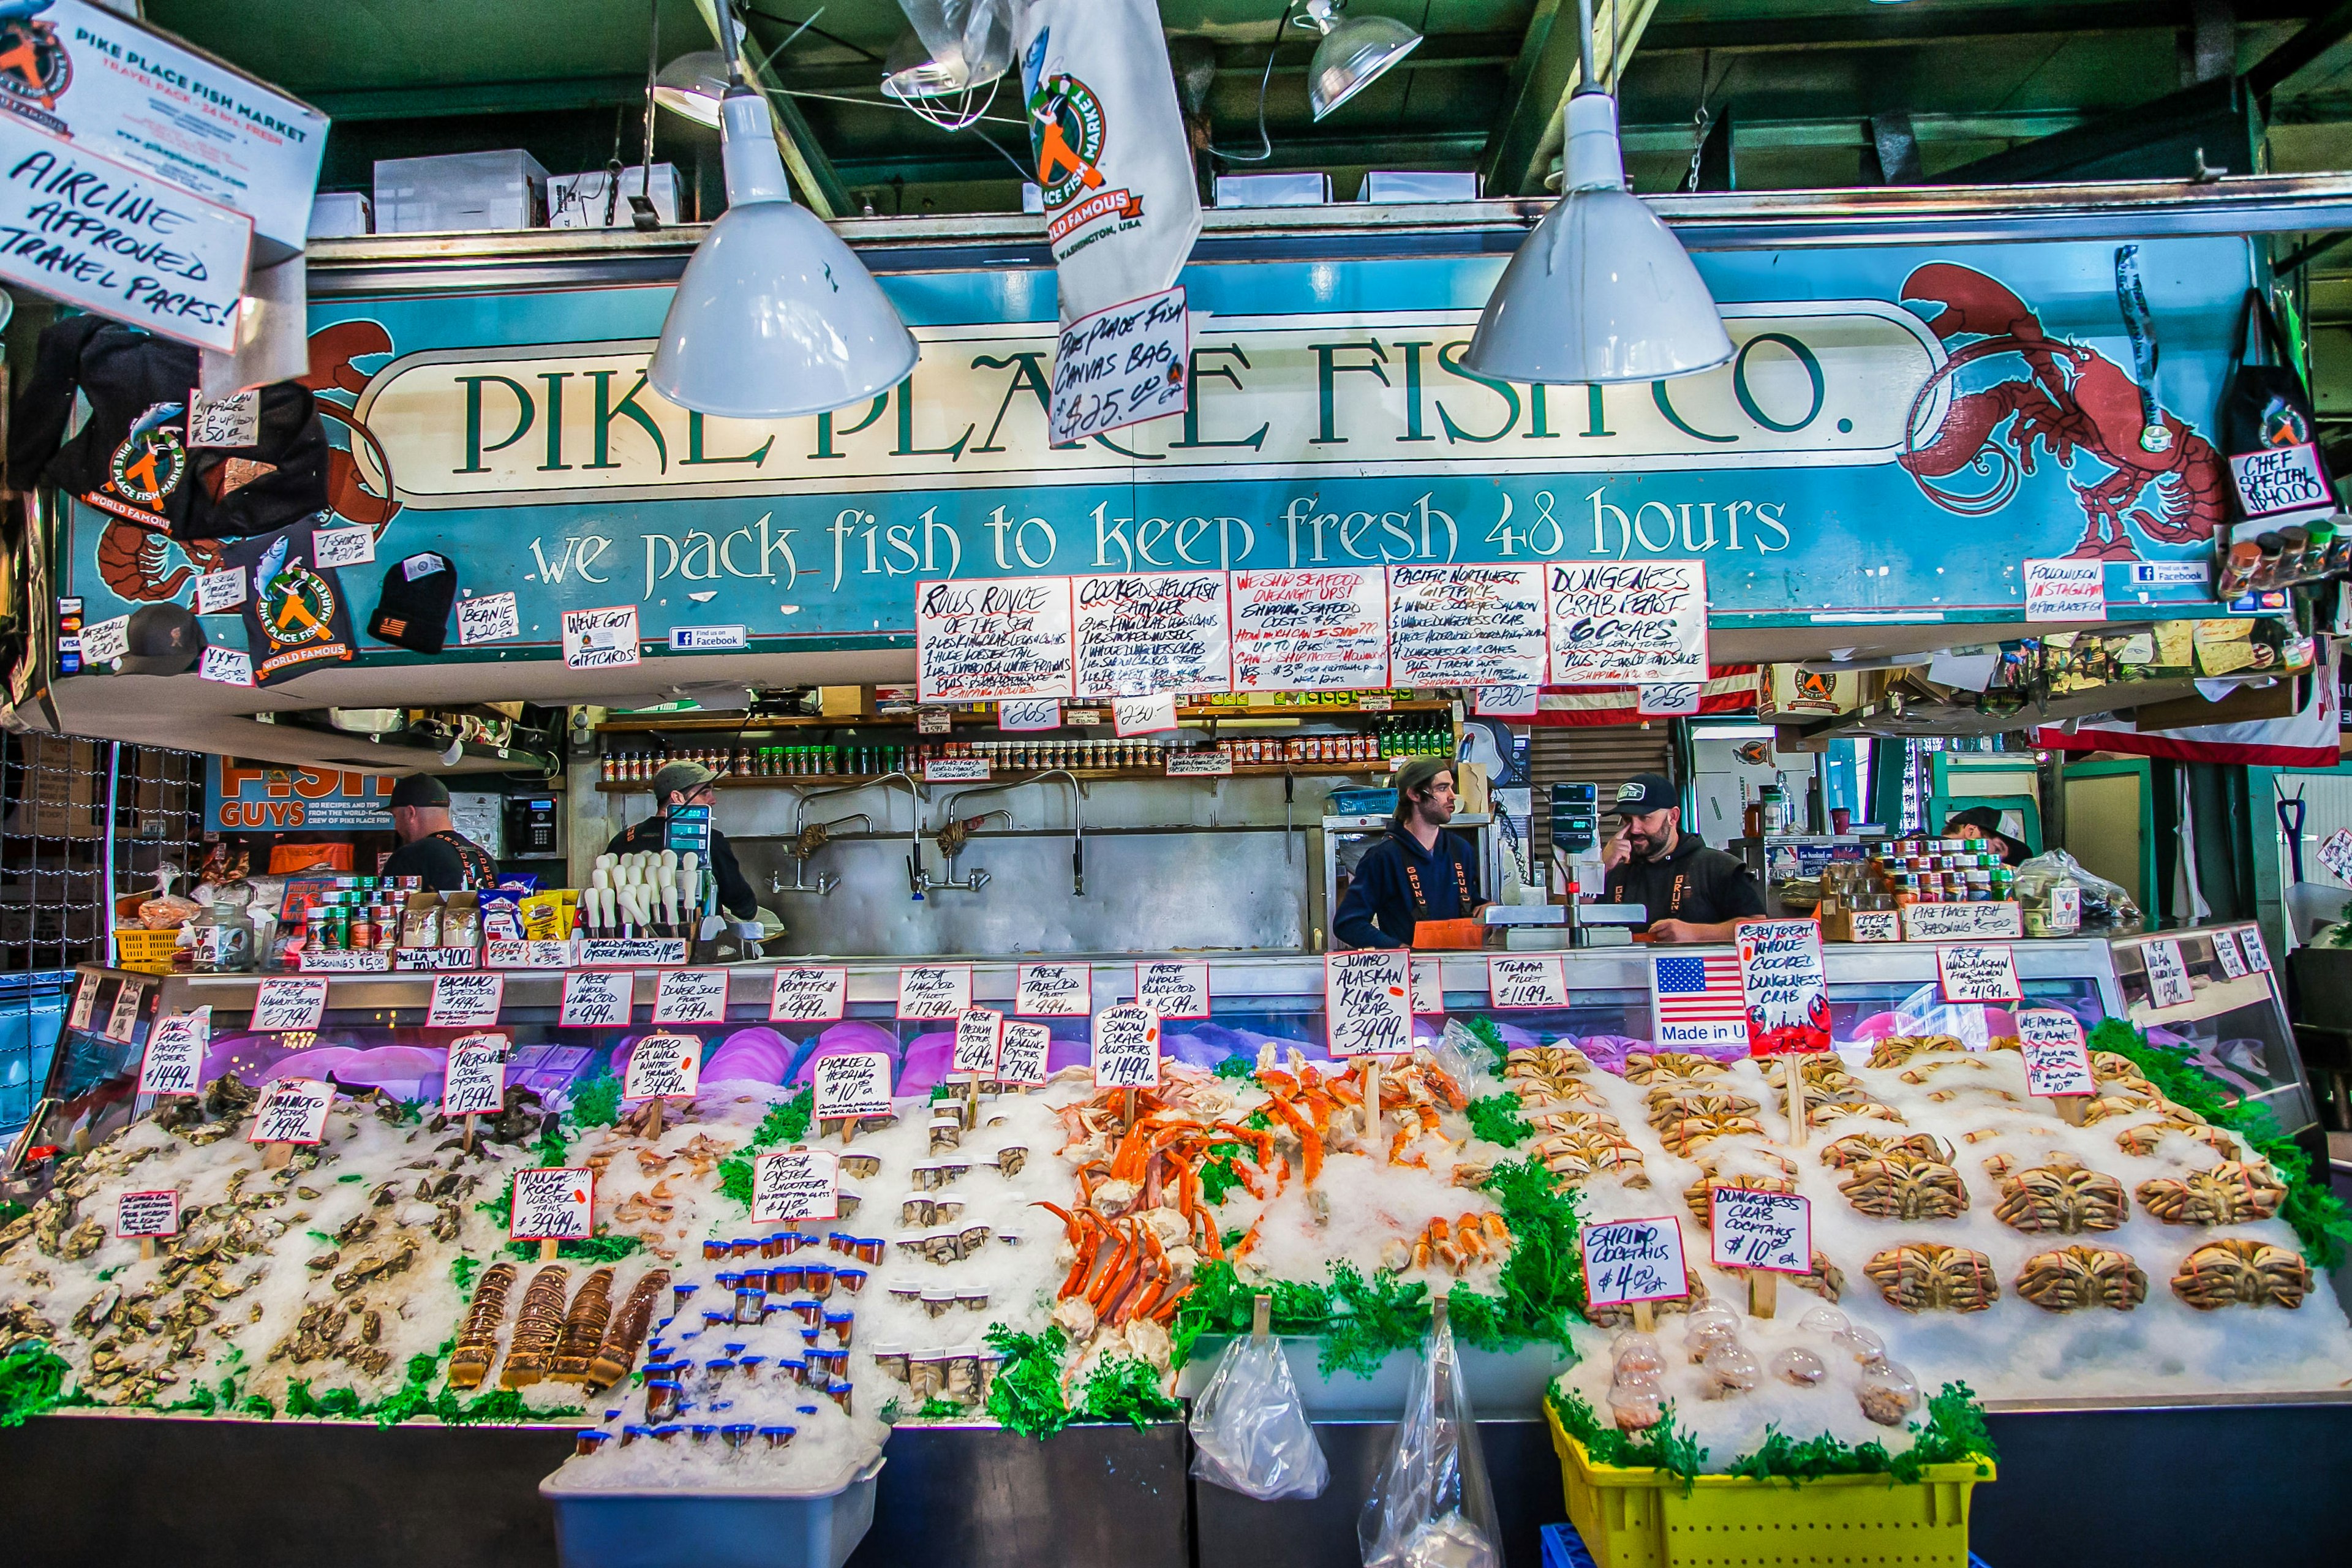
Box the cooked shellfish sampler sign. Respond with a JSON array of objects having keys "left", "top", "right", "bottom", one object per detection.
[
  {"left": 1736, "top": 919, "right": 1830, "bottom": 1055},
  {"left": 1074, "top": 573, "right": 1231, "bottom": 697},
  {"left": 1092, "top": 1003, "right": 1162, "bottom": 1088},
  {"left": 1547, "top": 561, "right": 1708, "bottom": 685},
  {"left": 510, "top": 1167, "right": 594, "bottom": 1240},
  {"left": 440, "top": 1034, "right": 508, "bottom": 1118},
  {"left": 914, "top": 578, "right": 1075, "bottom": 702},
  {"left": 2016, "top": 1010, "right": 2094, "bottom": 1097},
  {"left": 137, "top": 1007, "right": 209, "bottom": 1096},
  {"left": 1325, "top": 950, "right": 1412, "bottom": 1057},
  {"left": 623, "top": 1034, "right": 701, "bottom": 1101},
  {"left": 1581, "top": 1216, "right": 1688, "bottom": 1307},
  {"left": 1710, "top": 1189, "right": 1811, "bottom": 1275},
  {"left": 1385, "top": 564, "right": 1547, "bottom": 688},
  {"left": 249, "top": 1078, "right": 332, "bottom": 1145},
  {"left": 813, "top": 1052, "right": 893, "bottom": 1120},
  {"left": 752, "top": 1149, "right": 839, "bottom": 1223}
]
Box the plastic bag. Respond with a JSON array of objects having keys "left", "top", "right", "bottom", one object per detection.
[
  {"left": 2013, "top": 848, "right": 2142, "bottom": 935},
  {"left": 1187, "top": 1298, "right": 1329, "bottom": 1501},
  {"left": 1359, "top": 1298, "right": 1499, "bottom": 1568}
]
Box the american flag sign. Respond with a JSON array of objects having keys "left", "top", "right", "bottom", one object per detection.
[{"left": 1651, "top": 952, "right": 1747, "bottom": 1047}]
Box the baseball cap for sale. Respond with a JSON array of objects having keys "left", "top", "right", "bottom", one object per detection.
[
  {"left": 116, "top": 602, "right": 207, "bottom": 676},
  {"left": 368, "top": 551, "right": 458, "bottom": 654},
  {"left": 1612, "top": 773, "right": 1679, "bottom": 815}
]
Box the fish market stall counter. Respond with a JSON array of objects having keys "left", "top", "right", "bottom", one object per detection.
[{"left": 4, "top": 938, "right": 2349, "bottom": 1568}]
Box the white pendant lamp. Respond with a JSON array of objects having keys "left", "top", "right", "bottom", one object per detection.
[
  {"left": 652, "top": 50, "right": 729, "bottom": 126},
  {"left": 1461, "top": 0, "right": 1730, "bottom": 385},
  {"left": 647, "top": 13, "right": 917, "bottom": 420},
  {"left": 1300, "top": 0, "right": 1422, "bottom": 120}
]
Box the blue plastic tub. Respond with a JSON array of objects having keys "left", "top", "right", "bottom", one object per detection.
[
  {"left": 1327, "top": 788, "right": 1398, "bottom": 817},
  {"left": 541, "top": 1455, "right": 883, "bottom": 1568}
]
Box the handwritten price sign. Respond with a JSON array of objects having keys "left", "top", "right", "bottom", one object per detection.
[
  {"left": 813, "top": 1051, "right": 894, "bottom": 1120},
  {"left": 952, "top": 1008, "right": 1004, "bottom": 1075},
  {"left": 1385, "top": 564, "right": 1546, "bottom": 688},
  {"left": 1134, "top": 960, "right": 1210, "bottom": 1019},
  {"left": 2211, "top": 928, "right": 2247, "bottom": 979},
  {"left": 116, "top": 1189, "right": 181, "bottom": 1240},
  {"left": 997, "top": 698, "right": 1062, "bottom": 731},
  {"left": 1113, "top": 692, "right": 1179, "bottom": 736},
  {"left": 441, "top": 1033, "right": 508, "bottom": 1118},
  {"left": 624, "top": 1034, "right": 701, "bottom": 1101},
  {"left": 897, "top": 963, "right": 973, "bottom": 1020},
  {"left": 1325, "top": 949, "right": 1412, "bottom": 1057},
  {"left": 769, "top": 967, "right": 848, "bottom": 1023},
  {"left": 2141, "top": 938, "right": 2193, "bottom": 1009},
  {"left": 510, "top": 1167, "right": 594, "bottom": 1241},
  {"left": 653, "top": 968, "right": 730, "bottom": 1025},
  {"left": 1936, "top": 943, "right": 2021, "bottom": 1004},
  {"left": 1547, "top": 560, "right": 1708, "bottom": 685},
  {"left": 254, "top": 978, "right": 330, "bottom": 1033},
  {"left": 1411, "top": 958, "right": 1444, "bottom": 1016},
  {"left": 428, "top": 971, "right": 504, "bottom": 1029},
  {"left": 2016, "top": 1009, "right": 2094, "bottom": 1098},
  {"left": 1016, "top": 963, "right": 1090, "bottom": 1017},
  {"left": 1093, "top": 1003, "right": 1163, "bottom": 1089},
  {"left": 1580, "top": 1216, "right": 1689, "bottom": 1308},
  {"left": 1709, "top": 1189, "right": 1811, "bottom": 1275},
  {"left": 997, "top": 1021, "right": 1054, "bottom": 1086},
  {"left": 1049, "top": 284, "right": 1189, "bottom": 446},
  {"left": 752, "top": 1150, "right": 839, "bottom": 1223},
  {"left": 138, "top": 1007, "right": 209, "bottom": 1096},
  {"left": 1736, "top": 918, "right": 1830, "bottom": 1055},
  {"left": 560, "top": 970, "right": 635, "bottom": 1028},
  {"left": 249, "top": 1078, "right": 333, "bottom": 1145},
  {"left": 1487, "top": 954, "right": 1567, "bottom": 1009}
]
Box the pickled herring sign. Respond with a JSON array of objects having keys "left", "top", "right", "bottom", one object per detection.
[
  {"left": 915, "top": 577, "right": 1074, "bottom": 701},
  {"left": 1386, "top": 564, "right": 1546, "bottom": 688},
  {"left": 1548, "top": 561, "right": 1708, "bottom": 685}
]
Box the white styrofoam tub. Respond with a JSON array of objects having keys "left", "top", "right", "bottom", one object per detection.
[{"left": 541, "top": 1455, "right": 884, "bottom": 1568}]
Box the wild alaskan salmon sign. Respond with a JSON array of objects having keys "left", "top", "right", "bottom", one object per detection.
[{"left": 62, "top": 236, "right": 2244, "bottom": 657}]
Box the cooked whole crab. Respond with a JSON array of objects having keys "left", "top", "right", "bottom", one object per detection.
[
  {"left": 1865, "top": 1035, "right": 1968, "bottom": 1070},
  {"left": 1819, "top": 1131, "right": 1955, "bottom": 1170},
  {"left": 2135, "top": 1161, "right": 2287, "bottom": 1226},
  {"left": 2079, "top": 1093, "right": 2165, "bottom": 1125},
  {"left": 1759, "top": 1056, "right": 1860, "bottom": 1094},
  {"left": 1991, "top": 1155, "right": 2127, "bottom": 1235},
  {"left": 1531, "top": 1131, "right": 1648, "bottom": 1188},
  {"left": 1864, "top": 1242, "right": 1999, "bottom": 1313},
  {"left": 2116, "top": 1118, "right": 2239, "bottom": 1159},
  {"left": 2016, "top": 1245, "right": 2146, "bottom": 1312},
  {"left": 1623, "top": 1050, "right": 1729, "bottom": 1085},
  {"left": 1515, "top": 1077, "right": 1608, "bottom": 1110},
  {"left": 1643, "top": 1085, "right": 1759, "bottom": 1123},
  {"left": 1840, "top": 1152, "right": 1969, "bottom": 1221},
  {"left": 1808, "top": 1096, "right": 1905, "bottom": 1129},
  {"left": 2169, "top": 1237, "right": 2312, "bottom": 1310},
  {"left": 1504, "top": 1044, "right": 1594, "bottom": 1079},
  {"left": 1653, "top": 1108, "right": 1766, "bottom": 1157},
  {"left": 1792, "top": 1250, "right": 1846, "bottom": 1302}
]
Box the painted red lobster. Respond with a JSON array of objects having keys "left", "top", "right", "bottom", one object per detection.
[
  {"left": 1898, "top": 263, "right": 2225, "bottom": 561},
  {"left": 96, "top": 320, "right": 402, "bottom": 601}
]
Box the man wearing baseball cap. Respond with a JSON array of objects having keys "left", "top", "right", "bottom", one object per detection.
[
  {"left": 1332, "top": 755, "right": 1486, "bottom": 948},
  {"left": 1601, "top": 772, "right": 1762, "bottom": 943},
  {"left": 606, "top": 760, "right": 760, "bottom": 921},
  {"left": 380, "top": 774, "right": 497, "bottom": 891}
]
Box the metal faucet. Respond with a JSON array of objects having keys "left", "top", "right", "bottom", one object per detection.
[
  {"left": 937, "top": 769, "right": 1089, "bottom": 896},
  {"left": 769, "top": 812, "right": 871, "bottom": 897},
  {"left": 923, "top": 809, "right": 1008, "bottom": 892},
  {"left": 850, "top": 770, "right": 929, "bottom": 900}
]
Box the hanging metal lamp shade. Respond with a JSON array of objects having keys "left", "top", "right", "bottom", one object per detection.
[{"left": 1302, "top": 1, "right": 1422, "bottom": 120}]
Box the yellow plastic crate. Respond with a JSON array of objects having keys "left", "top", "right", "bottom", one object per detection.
[
  {"left": 1545, "top": 1398, "right": 1992, "bottom": 1568},
  {"left": 113, "top": 927, "right": 181, "bottom": 976}
]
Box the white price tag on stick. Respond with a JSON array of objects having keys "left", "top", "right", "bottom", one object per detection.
[
  {"left": 1581, "top": 1216, "right": 1689, "bottom": 1308},
  {"left": 2016, "top": 1009, "right": 2094, "bottom": 1097},
  {"left": 997, "top": 1022, "right": 1053, "bottom": 1086},
  {"left": 1325, "top": 949, "right": 1412, "bottom": 1057},
  {"left": 752, "top": 1150, "right": 839, "bottom": 1223},
  {"left": 1709, "top": 1189, "right": 1811, "bottom": 1276},
  {"left": 1049, "top": 284, "right": 1190, "bottom": 447},
  {"left": 440, "top": 1033, "right": 508, "bottom": 1118},
  {"left": 952, "top": 1008, "right": 1004, "bottom": 1075},
  {"left": 249, "top": 1078, "right": 333, "bottom": 1145},
  {"left": 116, "top": 1189, "right": 181, "bottom": 1240},
  {"left": 1092, "top": 1003, "right": 1163, "bottom": 1088},
  {"left": 138, "top": 1007, "right": 210, "bottom": 1096},
  {"left": 510, "top": 1167, "right": 594, "bottom": 1241},
  {"left": 813, "top": 1051, "right": 894, "bottom": 1120},
  {"left": 624, "top": 1033, "right": 702, "bottom": 1101}
]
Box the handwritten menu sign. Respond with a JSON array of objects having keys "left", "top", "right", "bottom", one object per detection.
[
  {"left": 1134, "top": 960, "right": 1210, "bottom": 1019},
  {"left": 105, "top": 979, "right": 149, "bottom": 1044},
  {"left": 2211, "top": 929, "right": 2247, "bottom": 979},
  {"left": 1050, "top": 284, "right": 1191, "bottom": 444},
  {"left": 624, "top": 1034, "right": 702, "bottom": 1101},
  {"left": 138, "top": 1008, "right": 211, "bottom": 1097},
  {"left": 998, "top": 698, "right": 1062, "bottom": 731},
  {"left": 510, "top": 1168, "right": 594, "bottom": 1240},
  {"left": 1411, "top": 957, "right": 1444, "bottom": 1016},
  {"left": 2241, "top": 928, "right": 2271, "bottom": 974},
  {"left": 69, "top": 971, "right": 100, "bottom": 1032},
  {"left": 752, "top": 1149, "right": 839, "bottom": 1223},
  {"left": 1229, "top": 568, "right": 1388, "bottom": 692},
  {"left": 1581, "top": 1216, "right": 1689, "bottom": 1308},
  {"left": 1074, "top": 572, "right": 1232, "bottom": 697},
  {"left": 1473, "top": 684, "right": 1540, "bottom": 718},
  {"left": 1937, "top": 944, "right": 2021, "bottom": 1004},
  {"left": 562, "top": 605, "right": 642, "bottom": 670},
  {"left": 654, "top": 968, "right": 730, "bottom": 1025},
  {"left": 1325, "top": 949, "right": 1412, "bottom": 1057},
  {"left": 116, "top": 1189, "right": 182, "bottom": 1240},
  {"left": 428, "top": 971, "right": 505, "bottom": 1030},
  {"left": 441, "top": 1034, "right": 509, "bottom": 1118},
  {"left": 561, "top": 970, "right": 635, "bottom": 1028},
  {"left": 1092, "top": 1003, "right": 1163, "bottom": 1088},
  {"left": 1487, "top": 954, "right": 1567, "bottom": 1009},
  {"left": 997, "top": 1022, "right": 1054, "bottom": 1085},
  {"left": 252, "top": 978, "right": 330, "bottom": 1033},
  {"left": 1546, "top": 561, "right": 1708, "bottom": 684},
  {"left": 899, "top": 963, "right": 973, "bottom": 1020},
  {"left": 813, "top": 1051, "right": 894, "bottom": 1120},
  {"left": 579, "top": 938, "right": 689, "bottom": 967},
  {"left": 1736, "top": 918, "right": 1830, "bottom": 1055},
  {"left": 952, "top": 1008, "right": 1005, "bottom": 1075},
  {"left": 2141, "top": 938, "right": 2193, "bottom": 1008},
  {"left": 771, "top": 967, "right": 848, "bottom": 1023},
  {"left": 1114, "top": 692, "right": 1180, "bottom": 736},
  {"left": 2024, "top": 557, "right": 2105, "bottom": 622},
  {"left": 1385, "top": 564, "right": 1547, "bottom": 687},
  {"left": 249, "top": 1078, "right": 333, "bottom": 1145},
  {"left": 2016, "top": 1009, "right": 2094, "bottom": 1096},
  {"left": 1016, "top": 963, "right": 1091, "bottom": 1016},
  {"left": 924, "top": 756, "right": 990, "bottom": 782},
  {"left": 1166, "top": 748, "right": 1234, "bottom": 776},
  {"left": 914, "top": 577, "right": 1075, "bottom": 702},
  {"left": 1710, "top": 1189, "right": 1811, "bottom": 1275}
]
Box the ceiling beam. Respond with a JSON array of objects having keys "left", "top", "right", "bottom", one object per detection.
[
  {"left": 1480, "top": 0, "right": 1662, "bottom": 198},
  {"left": 310, "top": 76, "right": 650, "bottom": 121},
  {"left": 2247, "top": 0, "right": 2352, "bottom": 95},
  {"left": 1638, "top": 2, "right": 2313, "bottom": 56}
]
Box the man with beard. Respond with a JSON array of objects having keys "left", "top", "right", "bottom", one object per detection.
[{"left": 1600, "top": 773, "right": 1763, "bottom": 943}]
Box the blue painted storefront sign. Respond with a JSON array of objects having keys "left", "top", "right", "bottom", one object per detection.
[{"left": 64, "top": 235, "right": 2250, "bottom": 662}]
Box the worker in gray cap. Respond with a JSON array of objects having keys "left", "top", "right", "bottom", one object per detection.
[
  {"left": 606, "top": 760, "right": 760, "bottom": 921},
  {"left": 380, "top": 774, "right": 497, "bottom": 890}
]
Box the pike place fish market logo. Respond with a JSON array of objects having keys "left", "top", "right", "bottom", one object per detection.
[
  {"left": 1029, "top": 72, "right": 1142, "bottom": 249},
  {"left": 0, "top": 8, "right": 72, "bottom": 119},
  {"left": 108, "top": 405, "right": 188, "bottom": 508},
  {"left": 262, "top": 565, "right": 337, "bottom": 648}
]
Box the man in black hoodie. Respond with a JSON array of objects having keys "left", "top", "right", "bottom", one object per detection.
[{"left": 1602, "top": 773, "right": 1765, "bottom": 943}]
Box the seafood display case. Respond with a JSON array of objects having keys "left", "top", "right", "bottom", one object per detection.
[{"left": 4, "top": 939, "right": 2349, "bottom": 1568}]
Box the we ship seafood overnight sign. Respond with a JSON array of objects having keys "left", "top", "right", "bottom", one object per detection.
[{"left": 65, "top": 236, "right": 2252, "bottom": 654}]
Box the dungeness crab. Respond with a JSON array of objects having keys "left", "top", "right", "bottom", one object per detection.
[
  {"left": 2135, "top": 1161, "right": 2286, "bottom": 1226},
  {"left": 2016, "top": 1245, "right": 2146, "bottom": 1312},
  {"left": 2169, "top": 1237, "right": 2312, "bottom": 1310},
  {"left": 1864, "top": 1242, "right": 1999, "bottom": 1313}
]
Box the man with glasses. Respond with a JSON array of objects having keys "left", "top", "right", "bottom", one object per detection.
[{"left": 606, "top": 760, "right": 761, "bottom": 921}]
